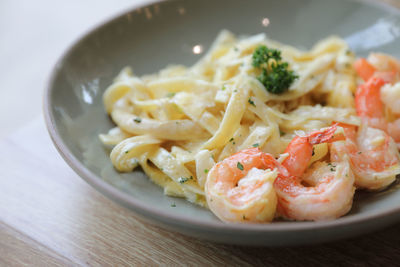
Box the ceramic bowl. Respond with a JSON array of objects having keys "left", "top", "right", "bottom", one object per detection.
[{"left": 44, "top": 0, "right": 400, "bottom": 246}]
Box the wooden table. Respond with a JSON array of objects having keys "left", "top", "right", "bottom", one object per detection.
[{"left": 2, "top": 1, "right": 400, "bottom": 266}]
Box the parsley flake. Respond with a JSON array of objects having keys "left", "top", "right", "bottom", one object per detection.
[
  {"left": 178, "top": 176, "right": 193, "bottom": 184},
  {"left": 178, "top": 177, "right": 188, "bottom": 183},
  {"left": 248, "top": 98, "right": 256, "bottom": 107},
  {"left": 166, "top": 92, "right": 176, "bottom": 98},
  {"left": 237, "top": 162, "right": 244, "bottom": 171},
  {"left": 330, "top": 165, "right": 336, "bottom": 172},
  {"left": 134, "top": 117, "right": 142, "bottom": 123},
  {"left": 252, "top": 143, "right": 259, "bottom": 148},
  {"left": 204, "top": 169, "right": 209, "bottom": 174}
]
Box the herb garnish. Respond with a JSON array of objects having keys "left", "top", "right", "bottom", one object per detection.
[
  {"left": 204, "top": 169, "right": 209, "bottom": 174},
  {"left": 178, "top": 176, "right": 193, "bottom": 184},
  {"left": 237, "top": 162, "right": 244, "bottom": 171},
  {"left": 166, "top": 92, "right": 176, "bottom": 98},
  {"left": 252, "top": 143, "right": 259, "bottom": 148},
  {"left": 134, "top": 117, "right": 142, "bottom": 123},
  {"left": 252, "top": 45, "right": 298, "bottom": 94},
  {"left": 229, "top": 137, "right": 236, "bottom": 145},
  {"left": 330, "top": 164, "right": 336, "bottom": 172},
  {"left": 248, "top": 98, "right": 256, "bottom": 107}
]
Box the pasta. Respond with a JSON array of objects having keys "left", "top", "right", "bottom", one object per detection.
[{"left": 100, "top": 30, "right": 399, "bottom": 222}]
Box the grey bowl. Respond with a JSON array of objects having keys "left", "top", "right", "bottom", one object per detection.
[{"left": 44, "top": 0, "right": 400, "bottom": 246}]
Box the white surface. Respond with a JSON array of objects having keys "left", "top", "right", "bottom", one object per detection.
[{"left": 0, "top": 0, "right": 150, "bottom": 139}]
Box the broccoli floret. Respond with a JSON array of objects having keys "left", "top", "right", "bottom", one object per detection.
[{"left": 252, "top": 45, "right": 298, "bottom": 94}]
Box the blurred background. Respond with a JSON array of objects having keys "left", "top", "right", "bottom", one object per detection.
[
  {"left": 2, "top": 0, "right": 400, "bottom": 140},
  {"left": 0, "top": 0, "right": 150, "bottom": 139}
]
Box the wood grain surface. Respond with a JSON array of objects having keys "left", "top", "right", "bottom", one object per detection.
[{"left": 2, "top": 0, "right": 400, "bottom": 266}]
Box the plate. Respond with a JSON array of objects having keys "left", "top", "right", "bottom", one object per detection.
[{"left": 44, "top": 0, "right": 400, "bottom": 246}]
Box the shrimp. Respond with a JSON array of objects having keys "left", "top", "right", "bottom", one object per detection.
[
  {"left": 205, "top": 148, "right": 287, "bottom": 223},
  {"left": 336, "top": 123, "right": 400, "bottom": 190},
  {"left": 354, "top": 53, "right": 400, "bottom": 147},
  {"left": 368, "top": 53, "right": 400, "bottom": 79},
  {"left": 381, "top": 82, "right": 400, "bottom": 115},
  {"left": 354, "top": 53, "right": 400, "bottom": 83},
  {"left": 355, "top": 77, "right": 388, "bottom": 130},
  {"left": 274, "top": 125, "right": 355, "bottom": 221},
  {"left": 355, "top": 76, "right": 400, "bottom": 147},
  {"left": 381, "top": 82, "right": 400, "bottom": 145}
]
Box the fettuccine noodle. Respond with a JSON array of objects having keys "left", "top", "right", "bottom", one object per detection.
[{"left": 100, "top": 30, "right": 360, "bottom": 208}]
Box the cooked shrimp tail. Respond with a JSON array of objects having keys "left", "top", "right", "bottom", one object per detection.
[
  {"left": 282, "top": 124, "right": 343, "bottom": 177},
  {"left": 355, "top": 77, "right": 386, "bottom": 120}
]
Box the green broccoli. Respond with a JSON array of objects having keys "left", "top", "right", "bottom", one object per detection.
[{"left": 252, "top": 45, "right": 298, "bottom": 94}]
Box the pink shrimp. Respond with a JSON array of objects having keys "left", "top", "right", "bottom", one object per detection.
[
  {"left": 354, "top": 53, "right": 400, "bottom": 83},
  {"left": 274, "top": 125, "right": 355, "bottom": 221},
  {"left": 205, "top": 148, "right": 287, "bottom": 223},
  {"left": 354, "top": 58, "right": 377, "bottom": 82},
  {"left": 355, "top": 77, "right": 388, "bottom": 130},
  {"left": 335, "top": 123, "right": 400, "bottom": 190},
  {"left": 368, "top": 53, "right": 400, "bottom": 80},
  {"left": 354, "top": 53, "right": 400, "bottom": 147}
]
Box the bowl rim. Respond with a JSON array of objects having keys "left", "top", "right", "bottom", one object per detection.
[{"left": 43, "top": 0, "right": 400, "bottom": 234}]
